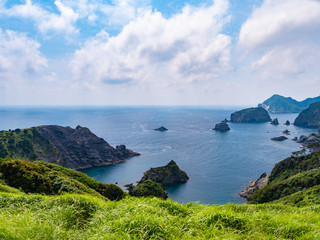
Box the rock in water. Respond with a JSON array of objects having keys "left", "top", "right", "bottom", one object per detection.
[
  {"left": 230, "top": 107, "right": 271, "bottom": 123},
  {"left": 139, "top": 160, "right": 189, "bottom": 185},
  {"left": 270, "top": 118, "right": 279, "bottom": 125},
  {"left": 282, "top": 129, "right": 290, "bottom": 135},
  {"left": 154, "top": 126, "right": 168, "bottom": 131},
  {"left": 36, "top": 125, "right": 140, "bottom": 169},
  {"left": 213, "top": 121, "right": 230, "bottom": 131},
  {"left": 294, "top": 101, "right": 320, "bottom": 128},
  {"left": 285, "top": 120, "right": 290, "bottom": 126},
  {"left": 271, "top": 136, "right": 288, "bottom": 141},
  {"left": 240, "top": 173, "right": 269, "bottom": 199}
]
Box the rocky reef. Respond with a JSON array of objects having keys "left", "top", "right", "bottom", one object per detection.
[
  {"left": 0, "top": 125, "right": 140, "bottom": 170},
  {"left": 294, "top": 134, "right": 320, "bottom": 146},
  {"left": 271, "top": 136, "right": 288, "bottom": 141},
  {"left": 230, "top": 107, "right": 271, "bottom": 123},
  {"left": 213, "top": 120, "right": 230, "bottom": 131},
  {"left": 139, "top": 160, "right": 189, "bottom": 185},
  {"left": 294, "top": 101, "right": 320, "bottom": 128},
  {"left": 240, "top": 173, "right": 269, "bottom": 199}
]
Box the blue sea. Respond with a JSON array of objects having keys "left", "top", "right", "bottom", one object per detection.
[{"left": 0, "top": 106, "right": 316, "bottom": 204}]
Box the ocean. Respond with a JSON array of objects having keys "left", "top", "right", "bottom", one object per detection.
[{"left": 0, "top": 106, "right": 315, "bottom": 204}]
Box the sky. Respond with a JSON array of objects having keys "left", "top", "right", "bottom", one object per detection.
[{"left": 0, "top": 0, "right": 319, "bottom": 106}]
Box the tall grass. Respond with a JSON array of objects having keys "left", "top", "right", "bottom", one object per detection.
[{"left": 1, "top": 192, "right": 320, "bottom": 239}]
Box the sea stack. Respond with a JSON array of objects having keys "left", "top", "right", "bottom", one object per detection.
[
  {"left": 139, "top": 160, "right": 189, "bottom": 185},
  {"left": 230, "top": 107, "right": 271, "bottom": 123},
  {"left": 213, "top": 120, "right": 230, "bottom": 131},
  {"left": 270, "top": 118, "right": 279, "bottom": 125},
  {"left": 285, "top": 120, "right": 290, "bottom": 126}
]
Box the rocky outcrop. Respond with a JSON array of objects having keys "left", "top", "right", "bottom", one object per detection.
[
  {"left": 36, "top": 125, "right": 140, "bottom": 170},
  {"left": 240, "top": 173, "right": 269, "bottom": 199},
  {"left": 295, "top": 134, "right": 320, "bottom": 146},
  {"left": 271, "top": 136, "right": 288, "bottom": 141},
  {"left": 139, "top": 160, "right": 189, "bottom": 185},
  {"left": 154, "top": 126, "right": 168, "bottom": 131},
  {"left": 294, "top": 101, "right": 320, "bottom": 128},
  {"left": 213, "top": 120, "right": 230, "bottom": 131},
  {"left": 282, "top": 130, "right": 290, "bottom": 135},
  {"left": 270, "top": 118, "right": 279, "bottom": 125},
  {"left": 258, "top": 94, "right": 320, "bottom": 113},
  {"left": 285, "top": 120, "right": 290, "bottom": 126},
  {"left": 230, "top": 107, "right": 271, "bottom": 123}
]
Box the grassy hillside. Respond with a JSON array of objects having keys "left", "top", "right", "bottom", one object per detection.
[
  {"left": 2, "top": 153, "right": 320, "bottom": 238},
  {"left": 249, "top": 148, "right": 320, "bottom": 205},
  {"left": 0, "top": 158, "right": 125, "bottom": 201},
  {"left": 1, "top": 191, "right": 320, "bottom": 239}
]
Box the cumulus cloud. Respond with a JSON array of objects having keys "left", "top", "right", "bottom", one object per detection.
[
  {"left": 2, "top": 0, "right": 78, "bottom": 35},
  {"left": 239, "top": 0, "right": 320, "bottom": 49},
  {"left": 70, "top": 0, "right": 231, "bottom": 87},
  {"left": 238, "top": 0, "right": 320, "bottom": 83},
  {"left": 0, "top": 29, "right": 47, "bottom": 82}
]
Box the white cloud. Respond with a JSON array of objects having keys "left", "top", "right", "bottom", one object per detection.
[
  {"left": 3, "top": 0, "right": 79, "bottom": 35},
  {"left": 239, "top": 0, "right": 320, "bottom": 49},
  {"left": 0, "top": 29, "right": 47, "bottom": 82},
  {"left": 237, "top": 0, "right": 320, "bottom": 85},
  {"left": 70, "top": 0, "right": 231, "bottom": 87}
]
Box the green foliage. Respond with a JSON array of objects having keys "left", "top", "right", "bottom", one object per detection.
[
  {"left": 249, "top": 150, "right": 320, "bottom": 204},
  {"left": 0, "top": 127, "right": 59, "bottom": 161},
  {"left": 0, "top": 158, "right": 125, "bottom": 201},
  {"left": 129, "top": 180, "right": 168, "bottom": 199}
]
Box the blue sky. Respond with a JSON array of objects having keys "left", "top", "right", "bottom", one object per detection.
[{"left": 0, "top": 0, "right": 319, "bottom": 105}]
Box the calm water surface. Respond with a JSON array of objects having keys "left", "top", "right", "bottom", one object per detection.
[{"left": 0, "top": 106, "right": 315, "bottom": 204}]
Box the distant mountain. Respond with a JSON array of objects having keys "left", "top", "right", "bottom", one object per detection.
[
  {"left": 294, "top": 101, "right": 320, "bottom": 128},
  {"left": 258, "top": 94, "right": 320, "bottom": 113}
]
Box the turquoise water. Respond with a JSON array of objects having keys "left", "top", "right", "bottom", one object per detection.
[{"left": 0, "top": 106, "right": 316, "bottom": 204}]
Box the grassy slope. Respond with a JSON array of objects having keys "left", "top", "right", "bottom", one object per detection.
[
  {"left": 1, "top": 192, "right": 320, "bottom": 240},
  {"left": 0, "top": 158, "right": 125, "bottom": 201},
  {"left": 249, "top": 150, "right": 320, "bottom": 205}
]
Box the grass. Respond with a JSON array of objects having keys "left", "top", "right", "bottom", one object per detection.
[{"left": 1, "top": 192, "right": 320, "bottom": 239}]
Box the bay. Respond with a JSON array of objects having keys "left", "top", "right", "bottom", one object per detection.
[{"left": 0, "top": 106, "right": 315, "bottom": 204}]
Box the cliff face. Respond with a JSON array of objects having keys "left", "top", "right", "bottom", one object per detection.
[
  {"left": 294, "top": 102, "right": 320, "bottom": 128},
  {"left": 139, "top": 160, "right": 189, "bottom": 185},
  {"left": 259, "top": 94, "right": 320, "bottom": 113},
  {"left": 0, "top": 125, "right": 140, "bottom": 170},
  {"left": 230, "top": 107, "right": 271, "bottom": 123}
]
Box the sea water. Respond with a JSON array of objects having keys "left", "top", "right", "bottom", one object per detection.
[{"left": 0, "top": 106, "right": 315, "bottom": 204}]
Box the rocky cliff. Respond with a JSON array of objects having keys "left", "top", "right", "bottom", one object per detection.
[
  {"left": 230, "top": 107, "right": 271, "bottom": 123},
  {"left": 0, "top": 125, "right": 140, "bottom": 170},
  {"left": 139, "top": 160, "right": 189, "bottom": 185},
  {"left": 294, "top": 101, "right": 320, "bottom": 128}
]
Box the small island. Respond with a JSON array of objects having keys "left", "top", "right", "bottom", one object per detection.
[
  {"left": 212, "top": 120, "right": 230, "bottom": 131},
  {"left": 139, "top": 160, "right": 189, "bottom": 185},
  {"left": 153, "top": 126, "right": 168, "bottom": 131},
  {"left": 230, "top": 107, "right": 271, "bottom": 123}
]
